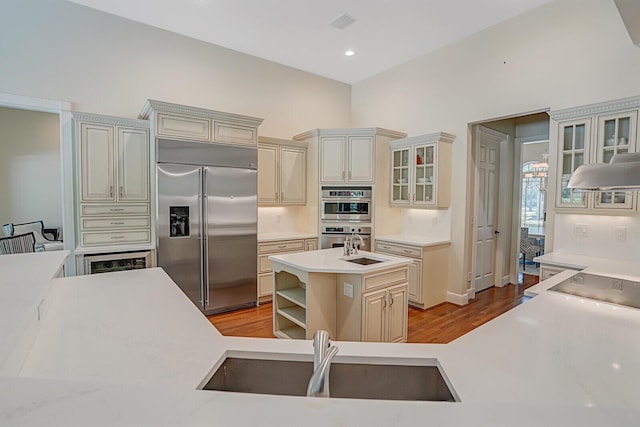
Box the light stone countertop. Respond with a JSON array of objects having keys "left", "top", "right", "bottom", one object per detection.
[
  {"left": 2, "top": 252, "right": 640, "bottom": 425},
  {"left": 375, "top": 234, "right": 451, "bottom": 247},
  {"left": 258, "top": 232, "right": 317, "bottom": 242},
  {"left": 268, "top": 247, "right": 413, "bottom": 273}
]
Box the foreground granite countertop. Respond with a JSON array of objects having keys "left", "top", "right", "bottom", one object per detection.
[{"left": 1, "top": 252, "right": 640, "bottom": 425}]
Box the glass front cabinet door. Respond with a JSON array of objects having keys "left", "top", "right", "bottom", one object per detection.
[
  {"left": 593, "top": 111, "right": 638, "bottom": 210},
  {"left": 556, "top": 119, "right": 590, "bottom": 209},
  {"left": 413, "top": 144, "right": 435, "bottom": 205},
  {"left": 391, "top": 147, "right": 410, "bottom": 204}
]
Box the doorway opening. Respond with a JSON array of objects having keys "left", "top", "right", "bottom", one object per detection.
[{"left": 468, "top": 111, "right": 550, "bottom": 299}]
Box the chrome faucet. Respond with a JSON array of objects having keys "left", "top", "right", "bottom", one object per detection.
[
  {"left": 307, "top": 330, "right": 339, "bottom": 398},
  {"left": 351, "top": 233, "right": 364, "bottom": 255}
]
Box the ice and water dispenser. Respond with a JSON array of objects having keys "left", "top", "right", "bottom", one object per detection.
[{"left": 170, "top": 206, "right": 190, "bottom": 238}]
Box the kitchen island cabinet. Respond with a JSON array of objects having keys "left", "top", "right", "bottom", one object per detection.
[{"left": 269, "top": 248, "right": 411, "bottom": 341}]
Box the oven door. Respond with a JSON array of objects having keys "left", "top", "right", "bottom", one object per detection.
[
  {"left": 320, "top": 234, "right": 371, "bottom": 251},
  {"left": 321, "top": 199, "right": 371, "bottom": 221}
]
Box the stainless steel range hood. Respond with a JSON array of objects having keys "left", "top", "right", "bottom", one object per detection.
[{"left": 568, "top": 152, "right": 640, "bottom": 191}]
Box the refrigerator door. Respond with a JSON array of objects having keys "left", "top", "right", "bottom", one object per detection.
[
  {"left": 204, "top": 165, "right": 257, "bottom": 314},
  {"left": 157, "top": 163, "right": 205, "bottom": 310}
]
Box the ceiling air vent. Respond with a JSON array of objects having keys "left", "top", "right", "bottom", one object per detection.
[{"left": 330, "top": 13, "right": 356, "bottom": 30}]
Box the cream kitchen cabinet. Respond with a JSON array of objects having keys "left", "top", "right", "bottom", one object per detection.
[
  {"left": 551, "top": 96, "right": 640, "bottom": 213},
  {"left": 258, "top": 137, "right": 307, "bottom": 206},
  {"left": 73, "top": 112, "right": 152, "bottom": 249},
  {"left": 389, "top": 133, "right": 454, "bottom": 208},
  {"left": 293, "top": 128, "right": 407, "bottom": 186},
  {"left": 362, "top": 283, "right": 408, "bottom": 343},
  {"left": 257, "top": 237, "right": 318, "bottom": 302},
  {"left": 375, "top": 239, "right": 449, "bottom": 309},
  {"left": 139, "top": 100, "right": 263, "bottom": 147}
]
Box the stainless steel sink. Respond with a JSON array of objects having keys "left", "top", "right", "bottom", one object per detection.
[
  {"left": 344, "top": 257, "right": 384, "bottom": 265},
  {"left": 548, "top": 273, "right": 640, "bottom": 309},
  {"left": 202, "top": 356, "right": 458, "bottom": 402}
]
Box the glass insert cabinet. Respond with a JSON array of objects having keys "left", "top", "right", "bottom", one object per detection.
[
  {"left": 389, "top": 133, "right": 454, "bottom": 208},
  {"left": 553, "top": 101, "right": 639, "bottom": 212}
]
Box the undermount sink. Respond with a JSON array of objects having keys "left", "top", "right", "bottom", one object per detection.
[
  {"left": 202, "top": 355, "right": 458, "bottom": 402},
  {"left": 344, "top": 257, "right": 384, "bottom": 265}
]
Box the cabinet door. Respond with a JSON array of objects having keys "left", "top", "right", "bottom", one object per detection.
[
  {"left": 556, "top": 119, "right": 590, "bottom": 209},
  {"left": 348, "top": 136, "right": 374, "bottom": 183},
  {"left": 413, "top": 144, "right": 436, "bottom": 205},
  {"left": 391, "top": 147, "right": 411, "bottom": 204},
  {"left": 320, "top": 137, "right": 347, "bottom": 183},
  {"left": 258, "top": 144, "right": 279, "bottom": 204},
  {"left": 118, "top": 127, "right": 149, "bottom": 202},
  {"left": 362, "top": 290, "right": 386, "bottom": 342},
  {"left": 304, "top": 239, "right": 317, "bottom": 251},
  {"left": 387, "top": 284, "right": 408, "bottom": 343},
  {"left": 80, "top": 122, "right": 115, "bottom": 202},
  {"left": 408, "top": 259, "right": 422, "bottom": 304},
  {"left": 280, "top": 146, "right": 307, "bottom": 204},
  {"left": 258, "top": 273, "right": 273, "bottom": 298},
  {"left": 593, "top": 111, "right": 637, "bottom": 210}
]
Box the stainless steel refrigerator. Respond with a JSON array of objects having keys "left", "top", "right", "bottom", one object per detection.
[{"left": 156, "top": 138, "right": 257, "bottom": 315}]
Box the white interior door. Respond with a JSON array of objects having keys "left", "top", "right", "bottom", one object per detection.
[{"left": 472, "top": 127, "right": 501, "bottom": 294}]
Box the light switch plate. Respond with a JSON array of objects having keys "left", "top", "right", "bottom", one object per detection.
[
  {"left": 344, "top": 282, "right": 354, "bottom": 298},
  {"left": 615, "top": 226, "right": 627, "bottom": 242}
]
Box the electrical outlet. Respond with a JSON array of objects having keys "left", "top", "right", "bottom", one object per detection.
[
  {"left": 344, "top": 283, "right": 354, "bottom": 298},
  {"left": 612, "top": 279, "right": 623, "bottom": 292},
  {"left": 574, "top": 224, "right": 589, "bottom": 237},
  {"left": 615, "top": 227, "right": 627, "bottom": 242}
]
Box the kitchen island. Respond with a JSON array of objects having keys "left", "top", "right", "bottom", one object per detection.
[
  {"left": 1, "top": 252, "right": 640, "bottom": 425},
  {"left": 269, "top": 247, "right": 412, "bottom": 341}
]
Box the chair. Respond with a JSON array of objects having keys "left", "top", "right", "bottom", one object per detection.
[
  {"left": 2, "top": 220, "right": 64, "bottom": 251},
  {"left": 520, "top": 227, "right": 542, "bottom": 271},
  {"left": 0, "top": 232, "right": 37, "bottom": 255}
]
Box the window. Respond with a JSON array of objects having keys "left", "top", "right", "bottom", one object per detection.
[{"left": 521, "top": 161, "right": 547, "bottom": 228}]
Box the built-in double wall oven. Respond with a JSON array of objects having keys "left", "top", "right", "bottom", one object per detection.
[{"left": 320, "top": 186, "right": 372, "bottom": 251}]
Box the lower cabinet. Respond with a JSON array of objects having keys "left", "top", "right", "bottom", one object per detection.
[
  {"left": 375, "top": 240, "right": 449, "bottom": 309},
  {"left": 257, "top": 237, "right": 317, "bottom": 302},
  {"left": 362, "top": 283, "right": 408, "bottom": 343}
]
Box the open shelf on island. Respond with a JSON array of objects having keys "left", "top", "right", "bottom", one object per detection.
[
  {"left": 276, "top": 287, "right": 306, "bottom": 308},
  {"left": 277, "top": 306, "right": 306, "bottom": 328},
  {"left": 275, "top": 326, "right": 305, "bottom": 340}
]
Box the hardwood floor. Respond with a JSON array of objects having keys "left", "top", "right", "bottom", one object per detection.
[{"left": 207, "top": 274, "right": 539, "bottom": 343}]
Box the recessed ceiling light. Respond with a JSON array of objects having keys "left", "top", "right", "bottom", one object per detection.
[{"left": 345, "top": 50, "right": 355, "bottom": 57}]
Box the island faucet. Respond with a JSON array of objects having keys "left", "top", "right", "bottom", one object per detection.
[
  {"left": 307, "top": 330, "right": 339, "bottom": 398},
  {"left": 351, "top": 232, "right": 364, "bottom": 255}
]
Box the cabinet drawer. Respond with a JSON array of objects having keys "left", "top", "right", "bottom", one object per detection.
[
  {"left": 258, "top": 240, "right": 305, "bottom": 254},
  {"left": 81, "top": 204, "right": 150, "bottom": 216},
  {"left": 81, "top": 216, "right": 150, "bottom": 230},
  {"left": 81, "top": 230, "right": 151, "bottom": 246},
  {"left": 258, "top": 254, "right": 274, "bottom": 274},
  {"left": 214, "top": 121, "right": 257, "bottom": 146},
  {"left": 375, "top": 241, "right": 422, "bottom": 258},
  {"left": 156, "top": 113, "right": 210, "bottom": 141},
  {"left": 363, "top": 268, "right": 409, "bottom": 292}
]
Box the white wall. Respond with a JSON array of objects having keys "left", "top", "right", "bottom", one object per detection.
[
  {"left": 0, "top": 107, "right": 61, "bottom": 230},
  {"left": 351, "top": 0, "right": 640, "bottom": 296},
  {"left": 0, "top": 0, "right": 351, "bottom": 138}
]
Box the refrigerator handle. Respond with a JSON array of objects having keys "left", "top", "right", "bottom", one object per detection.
[
  {"left": 197, "top": 168, "right": 205, "bottom": 307},
  {"left": 202, "top": 167, "right": 210, "bottom": 307}
]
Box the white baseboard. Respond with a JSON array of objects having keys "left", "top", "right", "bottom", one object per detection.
[{"left": 446, "top": 291, "right": 469, "bottom": 306}]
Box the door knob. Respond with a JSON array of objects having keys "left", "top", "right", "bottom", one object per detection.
[{"left": 494, "top": 230, "right": 500, "bottom": 234}]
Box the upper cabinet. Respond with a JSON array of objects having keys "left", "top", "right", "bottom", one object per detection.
[
  {"left": 293, "top": 128, "right": 407, "bottom": 186},
  {"left": 139, "top": 99, "right": 263, "bottom": 147},
  {"left": 388, "top": 133, "right": 454, "bottom": 209},
  {"left": 258, "top": 137, "right": 307, "bottom": 206},
  {"left": 73, "top": 112, "right": 152, "bottom": 249},
  {"left": 551, "top": 96, "right": 640, "bottom": 213}
]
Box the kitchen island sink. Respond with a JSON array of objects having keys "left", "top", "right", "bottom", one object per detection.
[
  {"left": 202, "top": 355, "right": 457, "bottom": 402},
  {"left": 343, "top": 257, "right": 384, "bottom": 265}
]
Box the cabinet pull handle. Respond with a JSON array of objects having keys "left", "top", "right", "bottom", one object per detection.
[
  {"left": 382, "top": 245, "right": 390, "bottom": 249},
  {"left": 389, "top": 296, "right": 394, "bottom": 307},
  {"left": 382, "top": 296, "right": 387, "bottom": 309},
  {"left": 109, "top": 186, "right": 113, "bottom": 198},
  {"left": 110, "top": 236, "right": 125, "bottom": 240},
  {"left": 119, "top": 186, "right": 123, "bottom": 198},
  {"left": 403, "top": 249, "right": 412, "bottom": 253},
  {"left": 110, "top": 222, "right": 125, "bottom": 225},
  {"left": 109, "top": 208, "right": 125, "bottom": 212},
  {"left": 278, "top": 245, "right": 287, "bottom": 249}
]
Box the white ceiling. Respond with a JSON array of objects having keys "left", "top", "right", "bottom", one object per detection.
[{"left": 67, "top": 0, "right": 553, "bottom": 84}]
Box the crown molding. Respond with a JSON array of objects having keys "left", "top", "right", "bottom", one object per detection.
[
  {"left": 292, "top": 127, "right": 406, "bottom": 141},
  {"left": 388, "top": 132, "right": 456, "bottom": 148},
  {"left": 71, "top": 111, "right": 149, "bottom": 128},
  {"left": 550, "top": 95, "right": 640, "bottom": 121},
  {"left": 139, "top": 99, "right": 263, "bottom": 127},
  {"left": 258, "top": 136, "right": 308, "bottom": 148}
]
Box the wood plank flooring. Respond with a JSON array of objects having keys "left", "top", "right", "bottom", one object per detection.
[{"left": 207, "top": 274, "right": 539, "bottom": 343}]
